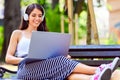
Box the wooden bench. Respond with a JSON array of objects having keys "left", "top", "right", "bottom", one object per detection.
[
  {"left": 0, "top": 64, "right": 17, "bottom": 78},
  {"left": 69, "top": 45, "right": 120, "bottom": 66},
  {"left": 0, "top": 45, "right": 120, "bottom": 79}
]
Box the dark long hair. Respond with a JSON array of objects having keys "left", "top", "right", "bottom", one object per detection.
[{"left": 19, "top": 3, "right": 48, "bottom": 31}]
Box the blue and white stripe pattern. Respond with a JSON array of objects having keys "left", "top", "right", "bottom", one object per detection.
[{"left": 17, "top": 56, "right": 79, "bottom": 80}]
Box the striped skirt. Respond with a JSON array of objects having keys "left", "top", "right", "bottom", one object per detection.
[{"left": 17, "top": 56, "right": 79, "bottom": 80}]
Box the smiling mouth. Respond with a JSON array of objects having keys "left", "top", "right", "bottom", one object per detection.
[{"left": 34, "top": 21, "right": 39, "bottom": 23}]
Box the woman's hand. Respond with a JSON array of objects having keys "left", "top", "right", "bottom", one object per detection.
[{"left": 67, "top": 55, "right": 71, "bottom": 59}]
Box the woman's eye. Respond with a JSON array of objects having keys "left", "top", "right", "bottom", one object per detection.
[
  {"left": 32, "top": 14, "right": 36, "bottom": 17},
  {"left": 31, "top": 14, "right": 42, "bottom": 18},
  {"left": 38, "top": 15, "right": 42, "bottom": 18}
]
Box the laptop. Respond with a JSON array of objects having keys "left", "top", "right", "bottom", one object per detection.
[{"left": 27, "top": 31, "right": 71, "bottom": 61}]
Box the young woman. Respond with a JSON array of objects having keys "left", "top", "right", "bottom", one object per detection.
[{"left": 5, "top": 3, "right": 120, "bottom": 80}]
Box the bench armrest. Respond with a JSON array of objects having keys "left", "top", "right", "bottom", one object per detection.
[{"left": 0, "top": 66, "right": 17, "bottom": 78}]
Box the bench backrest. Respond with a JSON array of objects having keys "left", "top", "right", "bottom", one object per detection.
[{"left": 69, "top": 45, "right": 120, "bottom": 66}]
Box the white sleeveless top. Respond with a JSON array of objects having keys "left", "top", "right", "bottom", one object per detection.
[{"left": 15, "top": 33, "right": 30, "bottom": 58}]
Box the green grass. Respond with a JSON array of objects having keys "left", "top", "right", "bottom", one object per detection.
[{"left": 3, "top": 73, "right": 17, "bottom": 79}]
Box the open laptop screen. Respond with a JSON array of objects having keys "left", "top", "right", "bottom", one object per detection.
[{"left": 28, "top": 31, "right": 71, "bottom": 60}]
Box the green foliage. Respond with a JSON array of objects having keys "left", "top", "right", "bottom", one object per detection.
[
  {"left": 46, "top": 5, "right": 61, "bottom": 32},
  {"left": 78, "top": 10, "right": 87, "bottom": 39},
  {"left": 36, "top": 0, "right": 46, "bottom": 5},
  {"left": 21, "top": 0, "right": 46, "bottom": 7},
  {"left": 103, "top": 36, "right": 118, "bottom": 45},
  {"left": 21, "top": 0, "right": 38, "bottom": 6},
  {"left": 62, "top": 15, "right": 69, "bottom": 33},
  {"left": 0, "top": 26, "right": 4, "bottom": 54}
]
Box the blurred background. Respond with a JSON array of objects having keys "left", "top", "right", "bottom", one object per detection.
[{"left": 0, "top": 0, "right": 120, "bottom": 61}]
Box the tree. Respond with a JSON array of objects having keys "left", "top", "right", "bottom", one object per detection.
[
  {"left": 74, "top": 0, "right": 84, "bottom": 14},
  {"left": 0, "top": 0, "right": 21, "bottom": 61},
  {"left": 52, "top": 0, "right": 59, "bottom": 9},
  {"left": 86, "top": 8, "right": 92, "bottom": 44},
  {"left": 87, "top": 0, "right": 99, "bottom": 44}
]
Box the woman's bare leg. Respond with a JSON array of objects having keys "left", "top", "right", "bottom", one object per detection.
[
  {"left": 111, "top": 70, "right": 120, "bottom": 80},
  {"left": 67, "top": 73, "right": 92, "bottom": 80},
  {"left": 72, "top": 63, "right": 98, "bottom": 75},
  {"left": 72, "top": 57, "right": 120, "bottom": 75},
  {"left": 68, "top": 70, "right": 120, "bottom": 80}
]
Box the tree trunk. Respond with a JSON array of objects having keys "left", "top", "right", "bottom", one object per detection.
[
  {"left": 67, "top": 0, "right": 74, "bottom": 45},
  {"left": 52, "top": 0, "right": 59, "bottom": 9},
  {"left": 86, "top": 8, "right": 92, "bottom": 45},
  {"left": 1, "top": 0, "right": 21, "bottom": 61},
  {"left": 87, "top": 0, "right": 99, "bottom": 44},
  {"left": 74, "top": 0, "right": 84, "bottom": 15}
]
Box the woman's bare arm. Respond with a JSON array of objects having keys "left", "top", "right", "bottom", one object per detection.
[{"left": 5, "top": 30, "right": 24, "bottom": 65}]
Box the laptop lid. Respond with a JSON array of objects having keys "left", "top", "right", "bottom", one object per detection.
[{"left": 28, "top": 31, "right": 71, "bottom": 60}]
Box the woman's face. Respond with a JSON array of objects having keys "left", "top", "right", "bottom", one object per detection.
[{"left": 28, "top": 8, "right": 43, "bottom": 29}]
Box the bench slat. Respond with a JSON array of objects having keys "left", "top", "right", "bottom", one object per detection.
[
  {"left": 74, "top": 60, "right": 113, "bottom": 66},
  {"left": 69, "top": 45, "right": 120, "bottom": 67},
  {"left": 69, "top": 51, "right": 120, "bottom": 58}
]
